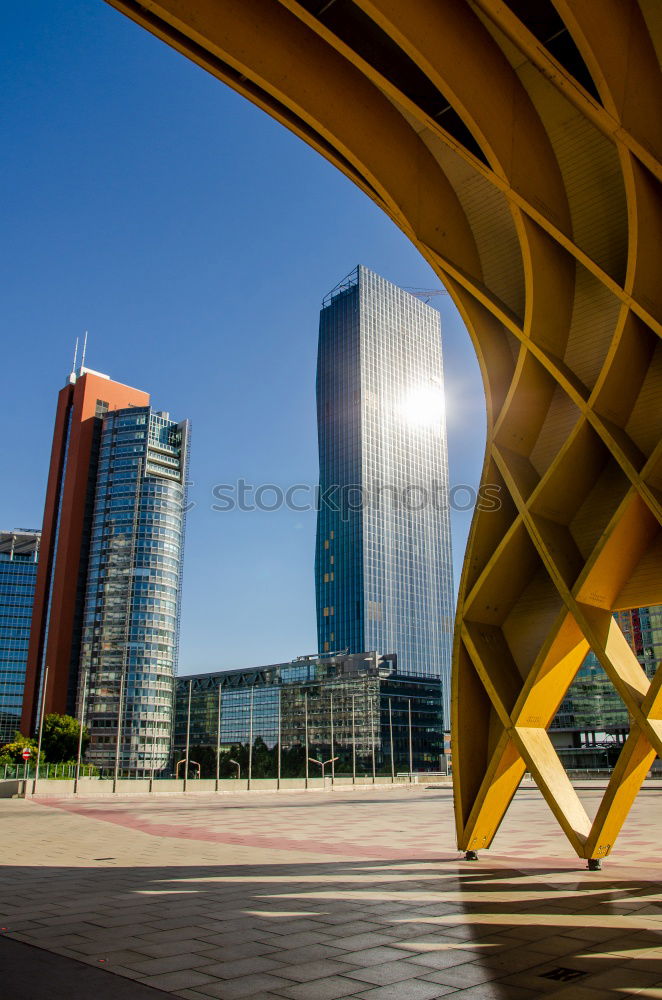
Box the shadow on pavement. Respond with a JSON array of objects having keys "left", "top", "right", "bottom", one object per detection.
[
  {"left": 2, "top": 857, "right": 660, "bottom": 999},
  {"left": 0, "top": 934, "right": 173, "bottom": 1000}
]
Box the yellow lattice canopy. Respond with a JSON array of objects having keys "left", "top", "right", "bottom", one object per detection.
[{"left": 106, "top": 0, "right": 662, "bottom": 860}]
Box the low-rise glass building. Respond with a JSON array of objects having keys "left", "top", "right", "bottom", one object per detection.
[
  {"left": 174, "top": 652, "right": 444, "bottom": 776},
  {"left": 0, "top": 530, "right": 40, "bottom": 743}
]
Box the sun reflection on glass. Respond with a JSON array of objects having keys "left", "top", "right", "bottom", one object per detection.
[{"left": 400, "top": 384, "right": 445, "bottom": 428}]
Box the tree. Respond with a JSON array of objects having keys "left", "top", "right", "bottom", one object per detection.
[
  {"left": 41, "top": 714, "right": 89, "bottom": 763},
  {"left": 0, "top": 732, "right": 38, "bottom": 764},
  {"left": 281, "top": 743, "right": 307, "bottom": 777},
  {"left": 186, "top": 745, "right": 217, "bottom": 777},
  {"left": 251, "top": 736, "right": 274, "bottom": 777}
]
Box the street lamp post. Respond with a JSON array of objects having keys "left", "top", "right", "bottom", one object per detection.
[
  {"left": 113, "top": 669, "right": 126, "bottom": 793},
  {"left": 304, "top": 691, "right": 309, "bottom": 789},
  {"left": 215, "top": 682, "right": 222, "bottom": 792},
  {"left": 247, "top": 685, "right": 254, "bottom": 791},
  {"left": 277, "top": 686, "right": 282, "bottom": 790},
  {"left": 32, "top": 665, "right": 49, "bottom": 795},
  {"left": 370, "top": 686, "right": 376, "bottom": 784},
  {"left": 408, "top": 698, "right": 414, "bottom": 782},
  {"left": 351, "top": 693, "right": 356, "bottom": 785},
  {"left": 74, "top": 668, "right": 88, "bottom": 795},
  {"left": 229, "top": 758, "right": 241, "bottom": 780},
  {"left": 183, "top": 678, "right": 192, "bottom": 792},
  {"left": 388, "top": 696, "right": 395, "bottom": 782},
  {"left": 329, "top": 691, "right": 335, "bottom": 785},
  {"left": 308, "top": 756, "right": 338, "bottom": 783}
]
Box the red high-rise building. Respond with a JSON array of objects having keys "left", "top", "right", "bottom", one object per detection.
[{"left": 22, "top": 368, "right": 149, "bottom": 733}]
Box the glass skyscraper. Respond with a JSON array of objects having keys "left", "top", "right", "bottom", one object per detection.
[
  {"left": 24, "top": 362, "right": 189, "bottom": 773},
  {"left": 80, "top": 406, "right": 189, "bottom": 773},
  {"left": 315, "top": 266, "right": 454, "bottom": 722},
  {"left": 0, "top": 530, "right": 40, "bottom": 743},
  {"left": 23, "top": 367, "right": 151, "bottom": 731}
]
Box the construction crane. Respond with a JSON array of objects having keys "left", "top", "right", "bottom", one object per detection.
[{"left": 403, "top": 287, "right": 450, "bottom": 303}]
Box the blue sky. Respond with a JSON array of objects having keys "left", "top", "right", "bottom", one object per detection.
[{"left": 2, "top": 1, "right": 485, "bottom": 673}]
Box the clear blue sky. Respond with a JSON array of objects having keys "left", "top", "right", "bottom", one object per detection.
[{"left": 1, "top": 1, "right": 485, "bottom": 674}]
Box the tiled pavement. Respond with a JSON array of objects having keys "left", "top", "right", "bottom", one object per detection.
[{"left": 1, "top": 784, "right": 662, "bottom": 999}]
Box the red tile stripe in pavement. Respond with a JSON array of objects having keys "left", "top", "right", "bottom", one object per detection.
[
  {"left": 32, "top": 798, "right": 461, "bottom": 861},
  {"left": 35, "top": 797, "right": 657, "bottom": 871}
]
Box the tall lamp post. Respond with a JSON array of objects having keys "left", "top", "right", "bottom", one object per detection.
[
  {"left": 351, "top": 693, "right": 356, "bottom": 784},
  {"left": 304, "top": 691, "right": 309, "bottom": 789},
  {"left": 247, "top": 685, "right": 254, "bottom": 791},
  {"left": 113, "top": 669, "right": 126, "bottom": 793},
  {"left": 183, "top": 678, "right": 192, "bottom": 792},
  {"left": 32, "top": 666, "right": 49, "bottom": 794},
  {"left": 370, "top": 686, "right": 376, "bottom": 783},
  {"left": 329, "top": 691, "right": 335, "bottom": 784},
  {"left": 277, "top": 685, "right": 282, "bottom": 790},
  {"left": 74, "top": 668, "right": 88, "bottom": 795},
  {"left": 215, "top": 682, "right": 222, "bottom": 792},
  {"left": 388, "top": 696, "right": 395, "bottom": 782}
]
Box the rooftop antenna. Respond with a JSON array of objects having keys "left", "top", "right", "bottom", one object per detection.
[
  {"left": 80, "top": 330, "right": 88, "bottom": 371},
  {"left": 71, "top": 336, "right": 79, "bottom": 377}
]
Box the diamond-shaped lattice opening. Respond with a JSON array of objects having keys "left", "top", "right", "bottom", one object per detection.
[
  {"left": 494, "top": 352, "right": 559, "bottom": 461},
  {"left": 462, "top": 459, "right": 519, "bottom": 595},
  {"left": 464, "top": 520, "right": 547, "bottom": 629},
  {"left": 562, "top": 262, "right": 621, "bottom": 393},
  {"left": 549, "top": 647, "right": 631, "bottom": 773},
  {"left": 530, "top": 382, "right": 583, "bottom": 480},
  {"left": 626, "top": 335, "right": 662, "bottom": 464},
  {"left": 530, "top": 420, "right": 606, "bottom": 526},
  {"left": 464, "top": 523, "right": 570, "bottom": 715},
  {"left": 494, "top": 445, "right": 540, "bottom": 504},
  {"left": 593, "top": 313, "right": 659, "bottom": 460},
  {"left": 569, "top": 456, "right": 631, "bottom": 561}
]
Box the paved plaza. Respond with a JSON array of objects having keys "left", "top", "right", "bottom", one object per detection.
[{"left": 1, "top": 784, "right": 662, "bottom": 999}]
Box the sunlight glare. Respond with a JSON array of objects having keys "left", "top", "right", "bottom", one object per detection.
[{"left": 400, "top": 384, "right": 445, "bottom": 428}]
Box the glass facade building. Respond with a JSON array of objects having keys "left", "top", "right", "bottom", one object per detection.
[
  {"left": 315, "top": 266, "right": 454, "bottom": 724},
  {"left": 551, "top": 605, "right": 662, "bottom": 767},
  {"left": 79, "top": 406, "right": 189, "bottom": 773},
  {"left": 0, "top": 530, "right": 40, "bottom": 743},
  {"left": 174, "top": 653, "right": 445, "bottom": 774},
  {"left": 23, "top": 367, "right": 151, "bottom": 731}
]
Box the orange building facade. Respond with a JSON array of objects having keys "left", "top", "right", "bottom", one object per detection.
[{"left": 22, "top": 369, "right": 149, "bottom": 733}]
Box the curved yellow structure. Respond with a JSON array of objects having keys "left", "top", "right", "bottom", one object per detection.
[{"left": 106, "top": 0, "right": 662, "bottom": 861}]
